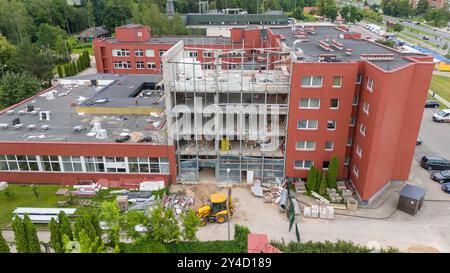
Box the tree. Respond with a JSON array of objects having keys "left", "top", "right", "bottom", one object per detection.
[
  {"left": 181, "top": 209, "right": 200, "bottom": 241},
  {"left": 315, "top": 169, "right": 322, "bottom": 192},
  {"left": 306, "top": 165, "right": 318, "bottom": 191},
  {"left": 36, "top": 24, "right": 68, "bottom": 54},
  {"left": 102, "top": 0, "right": 133, "bottom": 33},
  {"left": 416, "top": 0, "right": 429, "bottom": 16},
  {"left": 49, "top": 218, "right": 63, "bottom": 253},
  {"left": 341, "top": 6, "right": 364, "bottom": 23},
  {"left": 23, "top": 214, "right": 41, "bottom": 253},
  {"left": 148, "top": 205, "right": 180, "bottom": 243},
  {"left": 327, "top": 156, "right": 339, "bottom": 189},
  {"left": 99, "top": 201, "right": 121, "bottom": 247},
  {"left": 0, "top": 0, "right": 35, "bottom": 44},
  {"left": 323, "top": 0, "right": 338, "bottom": 21},
  {"left": 58, "top": 211, "right": 73, "bottom": 241},
  {"left": 319, "top": 170, "right": 328, "bottom": 195},
  {"left": 31, "top": 184, "right": 40, "bottom": 200},
  {"left": 121, "top": 210, "right": 147, "bottom": 240},
  {"left": 0, "top": 34, "right": 15, "bottom": 71},
  {"left": 12, "top": 215, "right": 28, "bottom": 252},
  {"left": 57, "top": 65, "right": 65, "bottom": 78},
  {"left": 0, "top": 72, "right": 41, "bottom": 108},
  {"left": 10, "top": 42, "right": 53, "bottom": 84},
  {"left": 0, "top": 231, "right": 10, "bottom": 253},
  {"left": 393, "top": 23, "right": 404, "bottom": 33}
]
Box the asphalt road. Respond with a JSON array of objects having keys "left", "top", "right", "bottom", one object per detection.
[
  {"left": 415, "top": 108, "right": 450, "bottom": 161},
  {"left": 384, "top": 15, "right": 450, "bottom": 41}
]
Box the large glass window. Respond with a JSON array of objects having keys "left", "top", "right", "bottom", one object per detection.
[
  {"left": 301, "top": 76, "right": 323, "bottom": 87},
  {"left": 112, "top": 49, "right": 130, "bottom": 57},
  {"left": 294, "top": 160, "right": 313, "bottom": 169},
  {"left": 297, "top": 120, "right": 318, "bottom": 130},
  {"left": 145, "top": 49, "right": 155, "bottom": 57},
  {"left": 299, "top": 98, "right": 320, "bottom": 109}
]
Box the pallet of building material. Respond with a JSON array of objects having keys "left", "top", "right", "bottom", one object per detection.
[
  {"left": 311, "top": 205, "right": 320, "bottom": 217},
  {"left": 319, "top": 206, "right": 335, "bottom": 220},
  {"left": 294, "top": 182, "right": 306, "bottom": 194},
  {"left": 251, "top": 185, "right": 264, "bottom": 197},
  {"left": 330, "top": 203, "right": 347, "bottom": 210},
  {"left": 303, "top": 206, "right": 319, "bottom": 218},
  {"left": 56, "top": 188, "right": 70, "bottom": 196},
  {"left": 311, "top": 191, "right": 330, "bottom": 204}
]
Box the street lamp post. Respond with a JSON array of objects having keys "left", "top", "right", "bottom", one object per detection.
[{"left": 226, "top": 168, "right": 230, "bottom": 241}]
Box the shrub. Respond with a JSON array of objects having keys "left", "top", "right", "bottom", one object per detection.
[{"left": 271, "top": 240, "right": 399, "bottom": 253}]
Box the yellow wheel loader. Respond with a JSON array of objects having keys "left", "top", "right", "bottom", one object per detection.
[{"left": 196, "top": 191, "right": 233, "bottom": 226}]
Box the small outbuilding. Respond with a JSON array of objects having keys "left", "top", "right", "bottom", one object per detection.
[
  {"left": 76, "top": 27, "right": 109, "bottom": 43},
  {"left": 398, "top": 184, "right": 426, "bottom": 215}
]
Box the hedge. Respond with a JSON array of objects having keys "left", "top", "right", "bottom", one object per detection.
[{"left": 271, "top": 240, "right": 399, "bottom": 253}]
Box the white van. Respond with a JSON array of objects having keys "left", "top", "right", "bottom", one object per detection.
[{"left": 433, "top": 109, "right": 450, "bottom": 123}]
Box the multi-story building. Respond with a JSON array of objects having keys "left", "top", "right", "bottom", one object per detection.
[{"left": 0, "top": 23, "right": 433, "bottom": 204}]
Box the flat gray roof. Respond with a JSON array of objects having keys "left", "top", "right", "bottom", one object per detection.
[
  {"left": 104, "top": 35, "right": 234, "bottom": 46},
  {"left": 270, "top": 26, "right": 414, "bottom": 70},
  {"left": 399, "top": 184, "right": 426, "bottom": 200},
  {"left": 0, "top": 74, "right": 167, "bottom": 144}
]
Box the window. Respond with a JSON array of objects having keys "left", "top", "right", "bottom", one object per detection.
[
  {"left": 297, "top": 120, "right": 318, "bottom": 130},
  {"left": 0, "top": 155, "right": 39, "bottom": 171},
  {"left": 128, "top": 157, "right": 169, "bottom": 174},
  {"left": 186, "top": 51, "right": 198, "bottom": 58},
  {"left": 160, "top": 63, "right": 163, "bottom": 69},
  {"left": 84, "top": 156, "right": 105, "bottom": 173},
  {"left": 352, "top": 95, "right": 359, "bottom": 106},
  {"left": 325, "top": 141, "right": 334, "bottom": 151},
  {"left": 360, "top": 123, "right": 366, "bottom": 136},
  {"left": 296, "top": 141, "right": 316, "bottom": 151},
  {"left": 145, "top": 49, "right": 155, "bottom": 57},
  {"left": 344, "top": 155, "right": 350, "bottom": 165},
  {"left": 330, "top": 98, "right": 339, "bottom": 109},
  {"left": 367, "top": 78, "right": 374, "bottom": 91},
  {"left": 356, "top": 145, "right": 363, "bottom": 158},
  {"left": 327, "top": 120, "right": 336, "bottom": 130},
  {"left": 350, "top": 116, "right": 356, "bottom": 126},
  {"left": 62, "top": 156, "right": 82, "bottom": 172},
  {"left": 112, "top": 49, "right": 130, "bottom": 57},
  {"left": 203, "top": 64, "right": 211, "bottom": 70},
  {"left": 136, "top": 61, "right": 145, "bottom": 69},
  {"left": 41, "top": 156, "right": 61, "bottom": 172},
  {"left": 323, "top": 161, "right": 330, "bottom": 169},
  {"left": 347, "top": 137, "right": 353, "bottom": 146},
  {"left": 363, "top": 101, "right": 370, "bottom": 114},
  {"left": 159, "top": 50, "right": 166, "bottom": 56},
  {"left": 147, "top": 62, "right": 156, "bottom": 69},
  {"left": 137, "top": 31, "right": 143, "bottom": 37},
  {"left": 353, "top": 164, "right": 359, "bottom": 177},
  {"left": 203, "top": 51, "right": 213, "bottom": 58},
  {"left": 332, "top": 76, "right": 342, "bottom": 88},
  {"left": 301, "top": 76, "right": 323, "bottom": 87},
  {"left": 134, "top": 49, "right": 143, "bottom": 57},
  {"left": 294, "top": 160, "right": 313, "bottom": 169},
  {"left": 299, "top": 98, "right": 320, "bottom": 109},
  {"left": 228, "top": 64, "right": 237, "bottom": 70},
  {"left": 356, "top": 73, "right": 363, "bottom": 84},
  {"left": 113, "top": 61, "right": 131, "bottom": 69}
]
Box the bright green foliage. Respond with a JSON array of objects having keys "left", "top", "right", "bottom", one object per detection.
[
  {"left": 272, "top": 240, "right": 400, "bottom": 253},
  {"left": 100, "top": 201, "right": 121, "bottom": 246},
  {"left": 58, "top": 211, "right": 73, "bottom": 241},
  {"left": 12, "top": 215, "right": 28, "bottom": 253},
  {"left": 49, "top": 218, "right": 63, "bottom": 253},
  {"left": 315, "top": 170, "right": 322, "bottom": 192},
  {"left": 327, "top": 156, "right": 339, "bottom": 189},
  {"left": 181, "top": 209, "right": 200, "bottom": 242},
  {"left": 148, "top": 205, "right": 180, "bottom": 243},
  {"left": 23, "top": 214, "right": 41, "bottom": 253},
  {"left": 57, "top": 65, "right": 65, "bottom": 78},
  {"left": 31, "top": 185, "right": 40, "bottom": 200},
  {"left": 121, "top": 210, "right": 147, "bottom": 240},
  {"left": 0, "top": 230, "right": 10, "bottom": 253}
]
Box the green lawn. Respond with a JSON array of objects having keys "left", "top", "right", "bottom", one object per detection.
[
  {"left": 0, "top": 185, "right": 65, "bottom": 228},
  {"left": 430, "top": 75, "right": 450, "bottom": 103}
]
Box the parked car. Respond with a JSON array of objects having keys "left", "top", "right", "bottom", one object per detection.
[
  {"left": 416, "top": 137, "right": 423, "bottom": 145},
  {"left": 115, "top": 134, "right": 130, "bottom": 143},
  {"left": 425, "top": 100, "right": 440, "bottom": 108},
  {"left": 431, "top": 170, "right": 450, "bottom": 183},
  {"left": 442, "top": 182, "right": 450, "bottom": 194},
  {"left": 420, "top": 155, "right": 450, "bottom": 171},
  {"left": 432, "top": 109, "right": 450, "bottom": 123}
]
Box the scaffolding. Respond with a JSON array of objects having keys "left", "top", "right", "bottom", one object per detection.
[{"left": 163, "top": 41, "right": 291, "bottom": 184}]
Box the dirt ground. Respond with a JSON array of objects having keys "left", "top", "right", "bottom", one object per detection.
[{"left": 180, "top": 183, "right": 450, "bottom": 253}]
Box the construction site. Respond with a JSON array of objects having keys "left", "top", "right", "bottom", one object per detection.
[{"left": 163, "top": 40, "right": 291, "bottom": 184}]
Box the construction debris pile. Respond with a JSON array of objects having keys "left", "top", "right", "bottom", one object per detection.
[
  {"left": 111, "top": 190, "right": 159, "bottom": 211},
  {"left": 251, "top": 179, "right": 285, "bottom": 205},
  {"left": 71, "top": 183, "right": 105, "bottom": 197},
  {"left": 163, "top": 193, "right": 195, "bottom": 216}
]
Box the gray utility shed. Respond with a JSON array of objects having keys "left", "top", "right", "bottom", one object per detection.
[{"left": 398, "top": 184, "right": 426, "bottom": 215}]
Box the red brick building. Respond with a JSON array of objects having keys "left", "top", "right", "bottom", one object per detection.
[{"left": 0, "top": 24, "right": 433, "bottom": 204}]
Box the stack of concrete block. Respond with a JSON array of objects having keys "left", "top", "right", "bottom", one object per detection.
[
  {"left": 295, "top": 181, "right": 307, "bottom": 194},
  {"left": 346, "top": 198, "right": 358, "bottom": 211},
  {"left": 116, "top": 195, "right": 129, "bottom": 213},
  {"left": 342, "top": 189, "right": 354, "bottom": 203},
  {"left": 319, "top": 206, "right": 335, "bottom": 220},
  {"left": 336, "top": 181, "right": 347, "bottom": 192}
]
